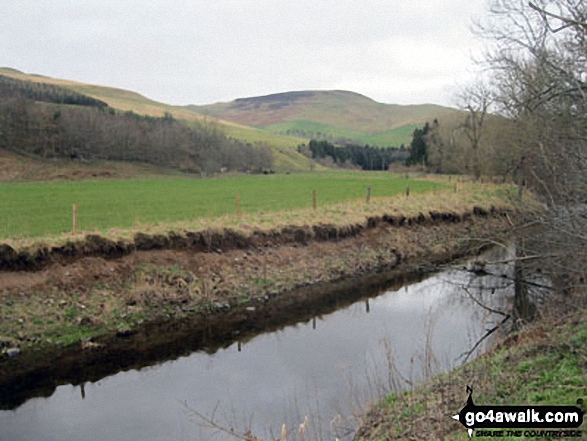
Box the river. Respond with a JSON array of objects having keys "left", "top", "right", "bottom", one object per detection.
[{"left": 0, "top": 245, "right": 516, "bottom": 441}]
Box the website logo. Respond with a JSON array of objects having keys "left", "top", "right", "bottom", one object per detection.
[{"left": 451, "top": 386, "right": 584, "bottom": 438}]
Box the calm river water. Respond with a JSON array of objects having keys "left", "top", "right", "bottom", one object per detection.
[{"left": 0, "top": 246, "right": 515, "bottom": 441}]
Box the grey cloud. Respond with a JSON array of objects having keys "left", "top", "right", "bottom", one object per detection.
[{"left": 0, "top": 0, "right": 487, "bottom": 106}]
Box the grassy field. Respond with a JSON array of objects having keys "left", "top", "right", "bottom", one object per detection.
[
  {"left": 362, "top": 124, "right": 422, "bottom": 146},
  {"left": 0, "top": 172, "right": 447, "bottom": 240},
  {"left": 258, "top": 120, "right": 421, "bottom": 147}
]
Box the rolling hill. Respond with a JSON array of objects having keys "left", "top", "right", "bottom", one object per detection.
[
  {"left": 0, "top": 68, "right": 461, "bottom": 171},
  {"left": 0, "top": 68, "right": 311, "bottom": 171},
  {"left": 189, "top": 90, "right": 459, "bottom": 147}
]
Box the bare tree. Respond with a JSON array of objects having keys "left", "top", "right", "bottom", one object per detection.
[
  {"left": 472, "top": 0, "right": 587, "bottom": 304},
  {"left": 457, "top": 82, "right": 493, "bottom": 181},
  {"left": 528, "top": 2, "right": 587, "bottom": 33}
]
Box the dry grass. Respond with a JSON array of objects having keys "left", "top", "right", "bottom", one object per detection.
[{"left": 0, "top": 148, "right": 182, "bottom": 183}]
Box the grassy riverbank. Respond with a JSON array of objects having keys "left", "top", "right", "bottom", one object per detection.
[
  {"left": 355, "top": 303, "right": 587, "bottom": 440},
  {"left": 0, "top": 181, "right": 519, "bottom": 355},
  {"left": 1, "top": 177, "right": 505, "bottom": 250}
]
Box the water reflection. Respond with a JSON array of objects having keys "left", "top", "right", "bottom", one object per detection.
[{"left": 0, "top": 246, "right": 517, "bottom": 441}]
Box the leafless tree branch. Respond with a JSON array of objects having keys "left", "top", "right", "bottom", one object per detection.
[{"left": 528, "top": 2, "right": 587, "bottom": 33}]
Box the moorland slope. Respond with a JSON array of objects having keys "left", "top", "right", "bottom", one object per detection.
[{"left": 190, "top": 90, "right": 459, "bottom": 146}]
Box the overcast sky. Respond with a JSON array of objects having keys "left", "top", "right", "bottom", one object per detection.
[{"left": 0, "top": 0, "right": 487, "bottom": 107}]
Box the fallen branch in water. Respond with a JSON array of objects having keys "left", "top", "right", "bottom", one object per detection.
[{"left": 458, "top": 314, "right": 511, "bottom": 363}]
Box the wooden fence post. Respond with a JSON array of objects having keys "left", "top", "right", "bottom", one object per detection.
[
  {"left": 518, "top": 183, "right": 524, "bottom": 201},
  {"left": 406, "top": 185, "right": 410, "bottom": 198},
  {"left": 72, "top": 203, "right": 78, "bottom": 235},
  {"left": 236, "top": 193, "right": 241, "bottom": 217},
  {"left": 312, "top": 188, "right": 317, "bottom": 210},
  {"left": 366, "top": 186, "right": 371, "bottom": 204}
]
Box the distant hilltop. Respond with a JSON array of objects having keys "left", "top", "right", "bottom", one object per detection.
[
  {"left": 189, "top": 90, "right": 458, "bottom": 146},
  {"left": 0, "top": 67, "right": 459, "bottom": 152}
]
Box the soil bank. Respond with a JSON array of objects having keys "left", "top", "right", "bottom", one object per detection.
[{"left": 0, "top": 205, "right": 518, "bottom": 408}]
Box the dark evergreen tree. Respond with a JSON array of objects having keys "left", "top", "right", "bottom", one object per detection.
[
  {"left": 405, "top": 122, "right": 430, "bottom": 166},
  {"left": 305, "top": 139, "right": 408, "bottom": 170}
]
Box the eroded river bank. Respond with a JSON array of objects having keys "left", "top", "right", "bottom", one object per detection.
[
  {"left": 0, "top": 208, "right": 521, "bottom": 440},
  {"left": 0, "top": 244, "right": 518, "bottom": 440}
]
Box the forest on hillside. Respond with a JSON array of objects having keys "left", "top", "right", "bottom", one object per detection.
[
  {"left": 0, "top": 75, "right": 273, "bottom": 174},
  {"left": 299, "top": 139, "right": 408, "bottom": 170}
]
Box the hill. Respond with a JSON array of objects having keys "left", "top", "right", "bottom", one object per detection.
[
  {"left": 189, "top": 90, "right": 459, "bottom": 146},
  {"left": 0, "top": 68, "right": 311, "bottom": 171},
  {"left": 0, "top": 68, "right": 462, "bottom": 170},
  {"left": 0, "top": 148, "right": 184, "bottom": 182}
]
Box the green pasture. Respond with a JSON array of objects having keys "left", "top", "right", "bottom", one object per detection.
[
  {"left": 362, "top": 124, "right": 421, "bottom": 146},
  {"left": 0, "top": 172, "right": 445, "bottom": 239},
  {"left": 259, "top": 120, "right": 419, "bottom": 147}
]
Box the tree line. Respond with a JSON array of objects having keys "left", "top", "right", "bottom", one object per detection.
[
  {"left": 0, "top": 75, "right": 108, "bottom": 109},
  {"left": 299, "top": 139, "right": 408, "bottom": 170},
  {"left": 411, "top": 0, "right": 586, "bottom": 309},
  {"left": 0, "top": 76, "right": 273, "bottom": 174},
  {"left": 407, "top": 2, "right": 585, "bottom": 197},
  {"left": 478, "top": 0, "right": 586, "bottom": 308}
]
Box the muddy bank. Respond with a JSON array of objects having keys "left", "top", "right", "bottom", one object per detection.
[
  {"left": 0, "top": 268, "right": 432, "bottom": 410},
  {"left": 0, "top": 206, "right": 503, "bottom": 272},
  {"left": 0, "top": 209, "right": 516, "bottom": 409}
]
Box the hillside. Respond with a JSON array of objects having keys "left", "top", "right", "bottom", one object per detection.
[
  {"left": 0, "top": 68, "right": 461, "bottom": 170},
  {"left": 0, "top": 148, "right": 184, "bottom": 182},
  {"left": 0, "top": 68, "right": 311, "bottom": 172},
  {"left": 189, "top": 90, "right": 459, "bottom": 146}
]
